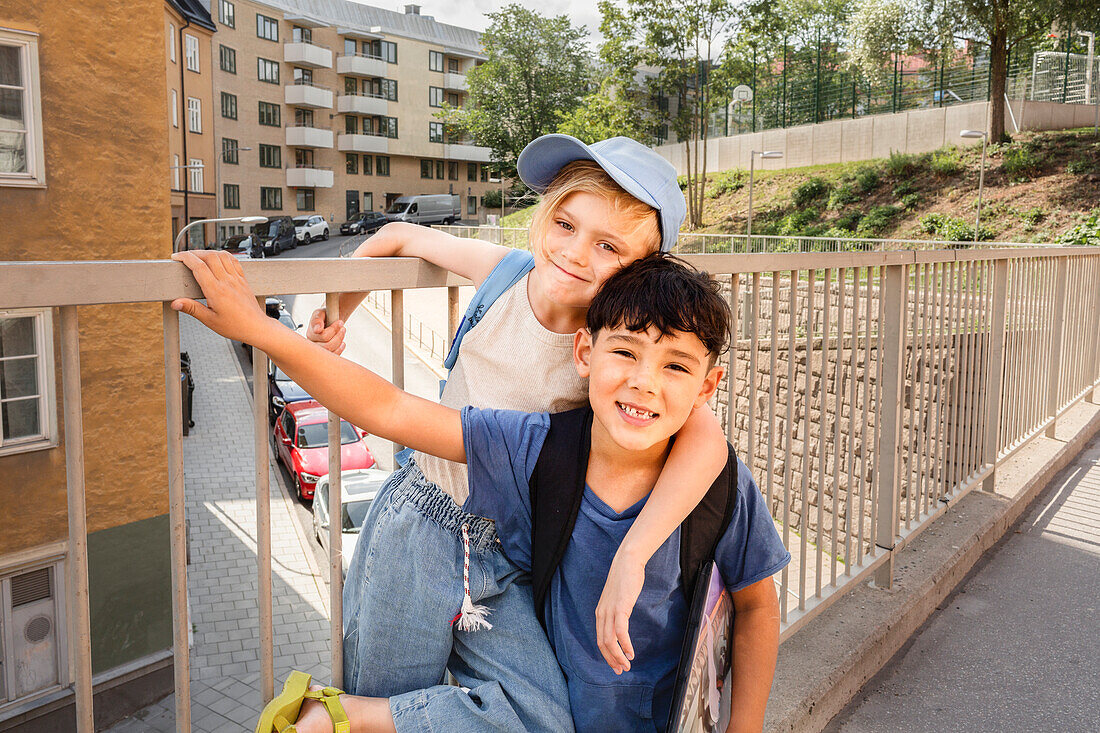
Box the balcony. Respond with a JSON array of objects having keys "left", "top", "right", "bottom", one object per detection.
[
  {"left": 336, "top": 92, "right": 388, "bottom": 116},
  {"left": 443, "top": 72, "right": 468, "bottom": 92},
  {"left": 285, "top": 82, "right": 334, "bottom": 109},
  {"left": 444, "top": 141, "right": 492, "bottom": 162},
  {"left": 285, "top": 124, "right": 334, "bottom": 149},
  {"left": 337, "top": 132, "right": 389, "bottom": 154},
  {"left": 285, "top": 165, "right": 334, "bottom": 188},
  {"left": 336, "top": 53, "right": 388, "bottom": 78},
  {"left": 283, "top": 41, "right": 333, "bottom": 69}
]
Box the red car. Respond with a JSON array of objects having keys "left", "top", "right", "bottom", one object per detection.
[{"left": 273, "top": 400, "right": 376, "bottom": 500}]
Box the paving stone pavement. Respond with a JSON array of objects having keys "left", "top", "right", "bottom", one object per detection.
[{"left": 106, "top": 315, "right": 332, "bottom": 733}]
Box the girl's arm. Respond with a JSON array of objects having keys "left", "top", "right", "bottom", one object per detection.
[
  {"left": 595, "top": 403, "right": 727, "bottom": 674},
  {"left": 309, "top": 222, "right": 512, "bottom": 351},
  {"left": 725, "top": 576, "right": 781, "bottom": 733}
]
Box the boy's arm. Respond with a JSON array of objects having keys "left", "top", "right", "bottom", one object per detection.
[
  {"left": 171, "top": 250, "right": 466, "bottom": 463},
  {"left": 309, "top": 223, "right": 512, "bottom": 351},
  {"left": 726, "top": 576, "right": 781, "bottom": 733},
  {"left": 595, "top": 404, "right": 727, "bottom": 674}
]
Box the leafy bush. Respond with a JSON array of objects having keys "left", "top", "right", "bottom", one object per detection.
[
  {"left": 792, "top": 177, "right": 831, "bottom": 207},
  {"left": 885, "top": 150, "right": 922, "bottom": 179},
  {"left": 855, "top": 167, "right": 881, "bottom": 193},
  {"left": 920, "top": 213, "right": 946, "bottom": 234},
  {"left": 677, "top": 174, "right": 689, "bottom": 190},
  {"left": 1002, "top": 145, "right": 1043, "bottom": 180},
  {"left": 892, "top": 180, "right": 914, "bottom": 197},
  {"left": 1067, "top": 158, "right": 1094, "bottom": 175},
  {"left": 920, "top": 212, "right": 991, "bottom": 242},
  {"left": 930, "top": 148, "right": 963, "bottom": 177},
  {"left": 1020, "top": 206, "right": 1046, "bottom": 226},
  {"left": 855, "top": 205, "right": 899, "bottom": 237},
  {"left": 900, "top": 193, "right": 922, "bottom": 210},
  {"left": 835, "top": 211, "right": 863, "bottom": 232},
  {"left": 777, "top": 207, "right": 821, "bottom": 236},
  {"left": 707, "top": 169, "right": 745, "bottom": 197},
  {"left": 820, "top": 226, "right": 860, "bottom": 239},
  {"left": 827, "top": 183, "right": 860, "bottom": 210},
  {"left": 1058, "top": 209, "right": 1100, "bottom": 246}
]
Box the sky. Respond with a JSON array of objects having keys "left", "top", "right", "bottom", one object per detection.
[{"left": 353, "top": 0, "right": 605, "bottom": 46}]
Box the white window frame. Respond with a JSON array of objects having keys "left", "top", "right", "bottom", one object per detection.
[
  {"left": 219, "top": 0, "right": 235, "bottom": 28},
  {"left": 187, "top": 96, "right": 201, "bottom": 133},
  {"left": 184, "top": 33, "right": 199, "bottom": 72},
  {"left": 172, "top": 154, "right": 180, "bottom": 188},
  {"left": 0, "top": 308, "right": 57, "bottom": 456},
  {"left": 168, "top": 23, "right": 176, "bottom": 62},
  {"left": 189, "top": 157, "right": 203, "bottom": 192},
  {"left": 170, "top": 89, "right": 178, "bottom": 127},
  {"left": 0, "top": 27, "right": 46, "bottom": 188},
  {"left": 0, "top": 543, "right": 69, "bottom": 711}
]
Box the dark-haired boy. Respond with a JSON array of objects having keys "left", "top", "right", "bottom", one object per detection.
[{"left": 173, "top": 251, "right": 789, "bottom": 732}]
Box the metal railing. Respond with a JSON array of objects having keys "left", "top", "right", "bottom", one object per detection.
[
  {"left": 364, "top": 290, "right": 449, "bottom": 367},
  {"left": 3, "top": 245, "right": 1099, "bottom": 731}
]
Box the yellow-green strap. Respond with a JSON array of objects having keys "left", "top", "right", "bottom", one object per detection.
[{"left": 302, "top": 686, "right": 350, "bottom": 733}]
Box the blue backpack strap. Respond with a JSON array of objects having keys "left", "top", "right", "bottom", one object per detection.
[{"left": 442, "top": 249, "right": 535, "bottom": 373}]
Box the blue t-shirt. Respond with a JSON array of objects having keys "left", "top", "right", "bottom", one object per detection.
[{"left": 462, "top": 407, "right": 791, "bottom": 733}]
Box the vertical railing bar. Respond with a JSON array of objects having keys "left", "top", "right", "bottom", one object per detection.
[
  {"left": 974, "top": 262, "right": 991, "bottom": 476},
  {"left": 780, "top": 269, "right": 797, "bottom": 623},
  {"left": 873, "top": 264, "right": 907, "bottom": 588},
  {"left": 252, "top": 297, "right": 274, "bottom": 705},
  {"left": 727, "top": 274, "right": 741, "bottom": 443},
  {"left": 1025, "top": 259, "right": 1040, "bottom": 438},
  {"left": 748, "top": 272, "right": 761, "bottom": 475},
  {"left": 917, "top": 264, "right": 932, "bottom": 518},
  {"left": 1088, "top": 257, "right": 1100, "bottom": 403},
  {"left": 1045, "top": 257, "right": 1068, "bottom": 437},
  {"left": 923, "top": 263, "right": 937, "bottom": 512},
  {"left": 903, "top": 266, "right": 919, "bottom": 529},
  {"left": 966, "top": 262, "right": 983, "bottom": 480},
  {"left": 816, "top": 269, "right": 831, "bottom": 599},
  {"left": 160, "top": 304, "right": 190, "bottom": 733},
  {"left": 930, "top": 262, "right": 948, "bottom": 503},
  {"left": 871, "top": 267, "right": 886, "bottom": 555},
  {"left": 1040, "top": 258, "right": 1055, "bottom": 433},
  {"left": 1003, "top": 260, "right": 1019, "bottom": 451},
  {"left": 391, "top": 290, "right": 406, "bottom": 456},
  {"left": 799, "top": 269, "right": 817, "bottom": 610},
  {"left": 766, "top": 273, "right": 779, "bottom": 515},
  {"left": 982, "top": 259, "right": 1009, "bottom": 491},
  {"left": 448, "top": 286, "right": 460, "bottom": 343},
  {"left": 844, "top": 267, "right": 860, "bottom": 575},
  {"left": 959, "top": 262, "right": 976, "bottom": 488},
  {"left": 858, "top": 267, "right": 873, "bottom": 561},
  {"left": 325, "top": 293, "right": 343, "bottom": 687},
  {"left": 831, "top": 267, "right": 846, "bottom": 587},
  {"left": 950, "top": 262, "right": 966, "bottom": 493}
]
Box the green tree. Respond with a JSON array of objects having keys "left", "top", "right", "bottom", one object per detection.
[{"left": 437, "top": 4, "right": 589, "bottom": 172}]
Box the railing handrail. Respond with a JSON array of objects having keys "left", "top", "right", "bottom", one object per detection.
[
  {"left": 285, "top": 38, "right": 330, "bottom": 50},
  {"left": 286, "top": 121, "right": 329, "bottom": 129},
  {"left": 338, "top": 90, "right": 388, "bottom": 99},
  {"left": 288, "top": 79, "right": 332, "bottom": 91},
  {"left": 340, "top": 129, "right": 388, "bottom": 138},
  {"left": 338, "top": 51, "right": 385, "bottom": 62},
  {"left": 285, "top": 164, "right": 333, "bottom": 171}
]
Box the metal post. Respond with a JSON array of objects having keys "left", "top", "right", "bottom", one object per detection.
[
  {"left": 161, "top": 304, "right": 190, "bottom": 732},
  {"left": 391, "top": 290, "right": 405, "bottom": 456},
  {"left": 448, "top": 286, "right": 460, "bottom": 342},
  {"left": 975, "top": 135, "right": 987, "bottom": 242},
  {"left": 325, "top": 293, "right": 343, "bottom": 686},
  {"left": 747, "top": 154, "right": 756, "bottom": 237},
  {"left": 727, "top": 274, "right": 740, "bottom": 442},
  {"left": 252, "top": 298, "right": 274, "bottom": 703},
  {"left": 1062, "top": 32, "right": 1071, "bottom": 104},
  {"left": 61, "top": 307, "right": 94, "bottom": 732},
  {"left": 873, "top": 264, "right": 907, "bottom": 588},
  {"left": 1045, "top": 257, "right": 1069, "bottom": 437},
  {"left": 982, "top": 260, "right": 1009, "bottom": 491}
]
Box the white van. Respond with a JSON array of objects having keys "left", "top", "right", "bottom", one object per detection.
[{"left": 385, "top": 194, "right": 461, "bottom": 225}]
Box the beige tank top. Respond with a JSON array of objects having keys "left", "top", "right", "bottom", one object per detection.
[{"left": 415, "top": 273, "right": 589, "bottom": 504}]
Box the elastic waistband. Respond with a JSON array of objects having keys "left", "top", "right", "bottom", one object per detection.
[{"left": 389, "top": 460, "right": 498, "bottom": 553}]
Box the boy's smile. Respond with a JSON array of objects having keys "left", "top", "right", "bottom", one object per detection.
[{"left": 574, "top": 325, "right": 724, "bottom": 459}]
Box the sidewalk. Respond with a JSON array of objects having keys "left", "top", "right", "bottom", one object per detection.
[
  {"left": 105, "top": 315, "right": 331, "bottom": 732},
  {"left": 825, "top": 430, "right": 1100, "bottom": 731}
]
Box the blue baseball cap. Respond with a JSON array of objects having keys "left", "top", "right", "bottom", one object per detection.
[{"left": 516, "top": 134, "right": 686, "bottom": 253}]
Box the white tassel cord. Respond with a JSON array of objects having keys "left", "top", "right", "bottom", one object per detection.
[{"left": 454, "top": 524, "right": 493, "bottom": 632}]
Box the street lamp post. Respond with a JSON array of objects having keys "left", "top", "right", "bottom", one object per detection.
[
  {"left": 173, "top": 216, "right": 268, "bottom": 253},
  {"left": 747, "top": 150, "right": 783, "bottom": 241},
  {"left": 960, "top": 130, "right": 988, "bottom": 242},
  {"left": 1080, "top": 30, "right": 1098, "bottom": 135}
]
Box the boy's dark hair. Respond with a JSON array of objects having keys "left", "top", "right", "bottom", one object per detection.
[{"left": 586, "top": 254, "right": 731, "bottom": 362}]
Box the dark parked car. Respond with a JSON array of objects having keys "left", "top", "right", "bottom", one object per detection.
[
  {"left": 253, "top": 216, "right": 297, "bottom": 256},
  {"left": 268, "top": 362, "right": 312, "bottom": 423},
  {"left": 339, "top": 211, "right": 388, "bottom": 236}
]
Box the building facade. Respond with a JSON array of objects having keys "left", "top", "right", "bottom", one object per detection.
[
  {"left": 0, "top": 0, "right": 175, "bottom": 729},
  {"left": 209, "top": 0, "right": 498, "bottom": 242}
]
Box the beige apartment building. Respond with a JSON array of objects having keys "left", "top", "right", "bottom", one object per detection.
[
  {"left": 209, "top": 0, "right": 499, "bottom": 242},
  {"left": 166, "top": 0, "right": 218, "bottom": 248}
]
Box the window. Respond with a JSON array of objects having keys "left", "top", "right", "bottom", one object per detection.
[
  {"left": 429, "top": 86, "right": 444, "bottom": 107},
  {"left": 448, "top": 161, "right": 458, "bottom": 181},
  {"left": 0, "top": 309, "right": 57, "bottom": 454},
  {"left": 295, "top": 148, "right": 313, "bottom": 167},
  {"left": 446, "top": 92, "right": 460, "bottom": 107},
  {"left": 168, "top": 24, "right": 175, "bottom": 62},
  {"left": 294, "top": 108, "right": 313, "bottom": 126},
  {"left": 363, "top": 192, "right": 373, "bottom": 211},
  {"left": 221, "top": 92, "right": 238, "bottom": 119},
  {"left": 378, "top": 78, "right": 397, "bottom": 101},
  {"left": 428, "top": 50, "right": 444, "bottom": 72},
  {"left": 170, "top": 89, "right": 178, "bottom": 127},
  {"left": 224, "top": 183, "right": 240, "bottom": 209},
  {"left": 378, "top": 116, "right": 398, "bottom": 139},
  {"left": 376, "top": 156, "right": 390, "bottom": 176},
  {"left": 188, "top": 157, "right": 203, "bottom": 191},
  {"left": 258, "top": 144, "right": 281, "bottom": 168},
  {"left": 260, "top": 186, "right": 282, "bottom": 210},
  {"left": 344, "top": 115, "right": 357, "bottom": 134},
  {"left": 362, "top": 155, "right": 372, "bottom": 175},
  {"left": 258, "top": 101, "right": 280, "bottom": 126},
  {"left": 346, "top": 153, "right": 358, "bottom": 174},
  {"left": 467, "top": 162, "right": 477, "bottom": 181},
  {"left": 467, "top": 196, "right": 477, "bottom": 215},
  {"left": 256, "top": 13, "right": 278, "bottom": 41},
  {"left": 184, "top": 33, "right": 200, "bottom": 72},
  {"left": 172, "top": 154, "right": 179, "bottom": 188},
  {"left": 0, "top": 560, "right": 68, "bottom": 705},
  {"left": 187, "top": 97, "right": 201, "bottom": 132},
  {"left": 219, "top": 45, "right": 236, "bottom": 74},
  {"left": 222, "top": 138, "right": 239, "bottom": 164},
  {"left": 344, "top": 39, "right": 357, "bottom": 56},
  {"left": 448, "top": 58, "right": 459, "bottom": 73},
  {"left": 344, "top": 77, "right": 358, "bottom": 95},
  {"left": 220, "top": 0, "right": 235, "bottom": 27},
  {"left": 420, "top": 160, "right": 431, "bottom": 178},
  {"left": 380, "top": 40, "right": 397, "bottom": 64},
  {"left": 296, "top": 188, "right": 315, "bottom": 211},
  {"left": 257, "top": 58, "right": 279, "bottom": 84},
  {"left": 0, "top": 30, "right": 46, "bottom": 187},
  {"left": 435, "top": 161, "right": 444, "bottom": 179},
  {"left": 293, "top": 67, "right": 312, "bottom": 85},
  {"left": 429, "top": 122, "right": 444, "bottom": 143}
]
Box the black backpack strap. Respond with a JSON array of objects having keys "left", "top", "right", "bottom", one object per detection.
[
  {"left": 678, "top": 443, "right": 738, "bottom": 602},
  {"left": 529, "top": 407, "right": 593, "bottom": 628}
]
